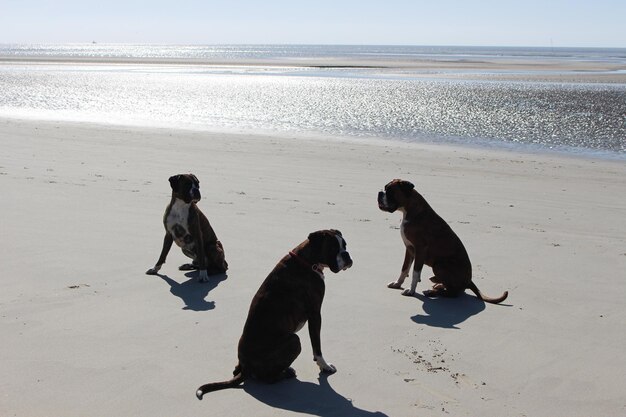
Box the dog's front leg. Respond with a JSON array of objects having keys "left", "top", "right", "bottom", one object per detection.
[
  {"left": 402, "top": 256, "right": 423, "bottom": 296},
  {"left": 196, "top": 253, "right": 209, "bottom": 281},
  {"left": 146, "top": 233, "right": 173, "bottom": 275},
  {"left": 389, "top": 246, "right": 414, "bottom": 289},
  {"left": 191, "top": 222, "right": 209, "bottom": 283},
  {"left": 196, "top": 244, "right": 209, "bottom": 283},
  {"left": 308, "top": 312, "right": 336, "bottom": 374}
]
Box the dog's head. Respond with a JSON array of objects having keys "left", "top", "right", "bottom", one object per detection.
[
  {"left": 307, "top": 229, "right": 353, "bottom": 273},
  {"left": 169, "top": 174, "right": 201, "bottom": 203},
  {"left": 377, "top": 179, "right": 415, "bottom": 213}
]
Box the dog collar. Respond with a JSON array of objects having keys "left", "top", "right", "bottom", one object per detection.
[{"left": 288, "top": 251, "right": 324, "bottom": 275}]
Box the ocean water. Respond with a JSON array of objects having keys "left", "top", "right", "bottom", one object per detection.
[
  {"left": 1, "top": 44, "right": 625, "bottom": 159},
  {"left": 3, "top": 43, "right": 626, "bottom": 62}
]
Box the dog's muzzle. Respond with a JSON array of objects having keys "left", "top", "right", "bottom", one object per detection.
[
  {"left": 335, "top": 250, "right": 353, "bottom": 272},
  {"left": 378, "top": 191, "right": 391, "bottom": 211},
  {"left": 341, "top": 252, "right": 353, "bottom": 270},
  {"left": 190, "top": 188, "right": 201, "bottom": 203},
  {"left": 378, "top": 191, "right": 400, "bottom": 213}
]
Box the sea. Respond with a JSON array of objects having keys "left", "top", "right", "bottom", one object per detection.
[{"left": 1, "top": 44, "right": 625, "bottom": 159}]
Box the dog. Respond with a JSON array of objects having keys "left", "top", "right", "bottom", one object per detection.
[
  {"left": 378, "top": 179, "right": 507, "bottom": 304},
  {"left": 146, "top": 173, "right": 227, "bottom": 282},
  {"left": 196, "top": 229, "right": 353, "bottom": 400}
]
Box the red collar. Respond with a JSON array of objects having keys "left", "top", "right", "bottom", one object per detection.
[{"left": 289, "top": 251, "right": 323, "bottom": 274}]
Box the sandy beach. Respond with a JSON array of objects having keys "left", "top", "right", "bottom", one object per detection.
[{"left": 1, "top": 117, "right": 625, "bottom": 416}]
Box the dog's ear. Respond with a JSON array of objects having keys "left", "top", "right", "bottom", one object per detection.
[
  {"left": 399, "top": 180, "right": 415, "bottom": 195},
  {"left": 169, "top": 174, "right": 182, "bottom": 190},
  {"left": 308, "top": 230, "right": 324, "bottom": 243},
  {"left": 307, "top": 230, "right": 329, "bottom": 251}
]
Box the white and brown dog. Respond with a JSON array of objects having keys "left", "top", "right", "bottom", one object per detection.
[
  {"left": 146, "top": 174, "right": 227, "bottom": 282},
  {"left": 196, "top": 229, "right": 352, "bottom": 400},
  {"left": 378, "top": 179, "right": 507, "bottom": 303}
]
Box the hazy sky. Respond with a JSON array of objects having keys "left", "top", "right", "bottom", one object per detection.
[{"left": 1, "top": 0, "right": 625, "bottom": 47}]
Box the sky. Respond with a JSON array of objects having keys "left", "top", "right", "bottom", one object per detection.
[{"left": 1, "top": 0, "right": 625, "bottom": 47}]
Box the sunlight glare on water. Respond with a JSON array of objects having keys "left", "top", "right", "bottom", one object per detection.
[{"left": 0, "top": 61, "right": 625, "bottom": 157}]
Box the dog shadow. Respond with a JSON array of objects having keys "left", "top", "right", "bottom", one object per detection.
[
  {"left": 244, "top": 374, "right": 389, "bottom": 417},
  {"left": 155, "top": 272, "right": 227, "bottom": 311},
  {"left": 410, "top": 292, "right": 486, "bottom": 329}
]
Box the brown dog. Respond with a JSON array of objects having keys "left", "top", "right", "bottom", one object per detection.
[
  {"left": 146, "top": 174, "right": 227, "bottom": 282},
  {"left": 196, "top": 229, "right": 353, "bottom": 400},
  {"left": 378, "top": 179, "right": 507, "bottom": 303}
]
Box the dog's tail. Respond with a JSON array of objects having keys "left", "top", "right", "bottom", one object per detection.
[
  {"left": 196, "top": 372, "right": 245, "bottom": 400},
  {"left": 468, "top": 281, "right": 508, "bottom": 304}
]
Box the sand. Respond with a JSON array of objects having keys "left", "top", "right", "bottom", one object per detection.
[{"left": 1, "top": 117, "right": 625, "bottom": 417}]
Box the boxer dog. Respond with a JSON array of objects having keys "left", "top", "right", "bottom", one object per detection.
[
  {"left": 146, "top": 174, "right": 227, "bottom": 282},
  {"left": 196, "top": 229, "right": 353, "bottom": 400},
  {"left": 378, "top": 179, "right": 507, "bottom": 304}
]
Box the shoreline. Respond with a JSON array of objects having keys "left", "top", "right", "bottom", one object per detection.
[
  {"left": 2, "top": 114, "right": 625, "bottom": 163},
  {"left": 2, "top": 117, "right": 626, "bottom": 416}
]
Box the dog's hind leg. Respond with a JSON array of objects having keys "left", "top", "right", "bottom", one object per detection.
[
  {"left": 205, "top": 241, "right": 228, "bottom": 274},
  {"left": 425, "top": 262, "right": 466, "bottom": 298},
  {"left": 179, "top": 248, "right": 199, "bottom": 271},
  {"left": 423, "top": 284, "right": 462, "bottom": 298},
  {"left": 423, "top": 271, "right": 466, "bottom": 298},
  {"left": 179, "top": 262, "right": 198, "bottom": 271},
  {"left": 254, "top": 334, "right": 302, "bottom": 383}
]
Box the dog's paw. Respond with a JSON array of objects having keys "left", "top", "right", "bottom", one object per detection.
[
  {"left": 179, "top": 263, "right": 197, "bottom": 271},
  {"left": 146, "top": 266, "right": 160, "bottom": 275},
  {"left": 198, "top": 270, "right": 209, "bottom": 282},
  {"left": 321, "top": 363, "right": 337, "bottom": 374},
  {"left": 401, "top": 288, "right": 416, "bottom": 296},
  {"left": 388, "top": 281, "right": 402, "bottom": 289},
  {"left": 314, "top": 356, "right": 337, "bottom": 374},
  {"left": 283, "top": 367, "right": 297, "bottom": 379}
]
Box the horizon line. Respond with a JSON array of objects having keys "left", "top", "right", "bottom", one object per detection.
[{"left": 1, "top": 42, "right": 625, "bottom": 50}]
